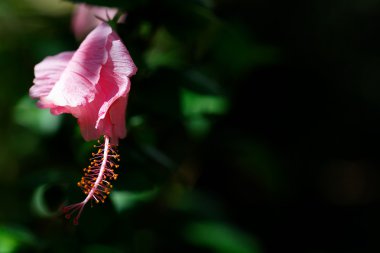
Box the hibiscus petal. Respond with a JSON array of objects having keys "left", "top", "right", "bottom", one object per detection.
[
  {"left": 95, "top": 78, "right": 129, "bottom": 144},
  {"left": 71, "top": 101, "right": 101, "bottom": 141},
  {"left": 95, "top": 64, "right": 129, "bottom": 130},
  {"left": 45, "top": 23, "right": 113, "bottom": 107},
  {"left": 108, "top": 36, "right": 138, "bottom": 79},
  {"left": 30, "top": 52, "right": 74, "bottom": 99},
  {"left": 109, "top": 95, "right": 128, "bottom": 143},
  {"left": 29, "top": 22, "right": 137, "bottom": 144},
  {"left": 94, "top": 32, "right": 137, "bottom": 142}
]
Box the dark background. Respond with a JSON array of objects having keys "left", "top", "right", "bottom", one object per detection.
[{"left": 1, "top": 0, "right": 380, "bottom": 252}]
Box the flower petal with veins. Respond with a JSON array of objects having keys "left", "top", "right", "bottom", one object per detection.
[{"left": 29, "top": 22, "right": 137, "bottom": 144}]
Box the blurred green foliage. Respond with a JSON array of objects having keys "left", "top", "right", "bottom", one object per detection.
[
  {"left": 185, "top": 222, "right": 261, "bottom": 253},
  {"left": 0, "top": 226, "right": 35, "bottom": 253},
  {"left": 1, "top": 0, "right": 380, "bottom": 252}
]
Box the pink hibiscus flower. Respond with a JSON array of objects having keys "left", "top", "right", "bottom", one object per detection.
[
  {"left": 30, "top": 22, "right": 137, "bottom": 145},
  {"left": 30, "top": 22, "right": 137, "bottom": 224}
]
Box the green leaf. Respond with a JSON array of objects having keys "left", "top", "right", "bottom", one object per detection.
[
  {"left": 13, "top": 96, "right": 62, "bottom": 135},
  {"left": 0, "top": 226, "right": 35, "bottom": 253},
  {"left": 181, "top": 88, "right": 229, "bottom": 138},
  {"left": 110, "top": 188, "right": 158, "bottom": 212},
  {"left": 185, "top": 222, "right": 262, "bottom": 253},
  {"left": 144, "top": 28, "right": 184, "bottom": 70},
  {"left": 181, "top": 88, "right": 229, "bottom": 117}
]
